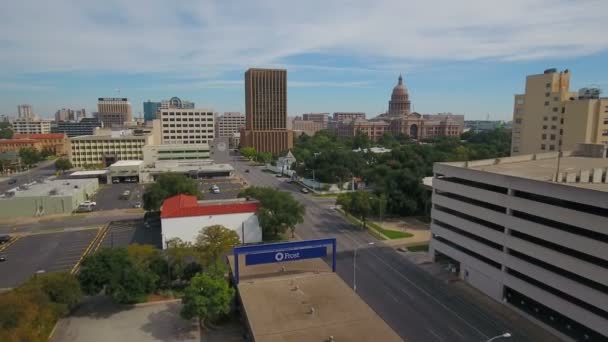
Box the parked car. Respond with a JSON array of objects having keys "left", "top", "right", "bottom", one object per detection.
[
  {"left": 211, "top": 185, "right": 220, "bottom": 194},
  {"left": 8, "top": 179, "right": 17, "bottom": 185},
  {"left": 120, "top": 190, "right": 131, "bottom": 199},
  {"left": 112, "top": 178, "right": 120, "bottom": 184},
  {"left": 0, "top": 255, "right": 6, "bottom": 262},
  {"left": 76, "top": 204, "right": 94, "bottom": 212},
  {"left": 81, "top": 200, "right": 96, "bottom": 206},
  {"left": 245, "top": 169, "right": 250, "bottom": 173},
  {"left": 300, "top": 188, "right": 310, "bottom": 194},
  {"left": 133, "top": 202, "right": 142, "bottom": 208},
  {"left": 0, "top": 235, "right": 11, "bottom": 244}
]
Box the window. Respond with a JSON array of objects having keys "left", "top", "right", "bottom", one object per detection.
[
  {"left": 542, "top": 134, "right": 547, "bottom": 139},
  {"left": 542, "top": 125, "right": 547, "bottom": 129},
  {"left": 549, "top": 145, "right": 555, "bottom": 151},
  {"left": 560, "top": 129, "right": 563, "bottom": 135},
  {"left": 550, "top": 134, "right": 556, "bottom": 140},
  {"left": 550, "top": 125, "right": 556, "bottom": 129},
  {"left": 551, "top": 116, "right": 557, "bottom": 121},
  {"left": 560, "top": 118, "right": 564, "bottom": 124},
  {"left": 541, "top": 144, "right": 546, "bottom": 150},
  {"left": 545, "top": 92, "right": 550, "bottom": 97},
  {"left": 545, "top": 82, "right": 551, "bottom": 88},
  {"left": 553, "top": 97, "right": 558, "bottom": 101},
  {"left": 561, "top": 107, "right": 565, "bottom": 114},
  {"left": 552, "top": 107, "right": 558, "bottom": 112},
  {"left": 544, "top": 101, "right": 549, "bottom": 106},
  {"left": 543, "top": 116, "right": 548, "bottom": 121}
]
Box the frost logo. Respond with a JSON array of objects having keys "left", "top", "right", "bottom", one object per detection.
[{"left": 274, "top": 252, "right": 285, "bottom": 261}]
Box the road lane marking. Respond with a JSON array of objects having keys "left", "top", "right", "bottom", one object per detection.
[
  {"left": 427, "top": 328, "right": 445, "bottom": 341},
  {"left": 0, "top": 235, "right": 22, "bottom": 252},
  {"left": 70, "top": 224, "right": 107, "bottom": 274}
]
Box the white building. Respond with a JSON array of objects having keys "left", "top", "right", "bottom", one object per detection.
[
  {"left": 159, "top": 108, "right": 214, "bottom": 145},
  {"left": 69, "top": 130, "right": 154, "bottom": 167},
  {"left": 430, "top": 147, "right": 608, "bottom": 341},
  {"left": 215, "top": 112, "right": 245, "bottom": 137},
  {"left": 17, "top": 104, "right": 35, "bottom": 120},
  {"left": 143, "top": 144, "right": 210, "bottom": 167},
  {"left": 160, "top": 195, "right": 262, "bottom": 247},
  {"left": 12, "top": 119, "right": 52, "bottom": 134}
]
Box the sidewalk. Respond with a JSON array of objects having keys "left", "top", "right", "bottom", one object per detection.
[{"left": 371, "top": 217, "right": 430, "bottom": 247}]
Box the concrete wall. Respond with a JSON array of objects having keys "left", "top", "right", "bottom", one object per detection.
[{"left": 161, "top": 212, "right": 262, "bottom": 248}]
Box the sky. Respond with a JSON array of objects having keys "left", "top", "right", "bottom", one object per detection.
[{"left": 1, "top": 0, "right": 608, "bottom": 121}]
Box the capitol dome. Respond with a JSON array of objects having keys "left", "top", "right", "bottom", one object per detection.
[
  {"left": 388, "top": 74, "right": 411, "bottom": 116},
  {"left": 392, "top": 75, "right": 408, "bottom": 97}
]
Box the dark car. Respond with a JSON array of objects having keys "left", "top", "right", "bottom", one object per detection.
[
  {"left": 0, "top": 255, "right": 6, "bottom": 262},
  {"left": 245, "top": 169, "right": 250, "bottom": 173},
  {"left": 8, "top": 179, "right": 17, "bottom": 185},
  {"left": 0, "top": 235, "right": 11, "bottom": 244}
]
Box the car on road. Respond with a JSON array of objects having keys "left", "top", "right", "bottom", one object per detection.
[
  {"left": 120, "top": 190, "right": 131, "bottom": 199},
  {"left": 76, "top": 204, "right": 94, "bottom": 212},
  {"left": 245, "top": 169, "right": 250, "bottom": 173},
  {"left": 300, "top": 188, "right": 310, "bottom": 194},
  {"left": 112, "top": 178, "right": 120, "bottom": 184},
  {"left": 81, "top": 200, "right": 96, "bottom": 206},
  {"left": 8, "top": 179, "right": 17, "bottom": 185},
  {"left": 0, "top": 235, "right": 11, "bottom": 244},
  {"left": 211, "top": 185, "right": 220, "bottom": 194},
  {"left": 133, "top": 202, "right": 142, "bottom": 208},
  {"left": 0, "top": 255, "right": 6, "bottom": 262}
]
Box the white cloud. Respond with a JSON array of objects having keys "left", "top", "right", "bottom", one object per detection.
[{"left": 0, "top": 0, "right": 606, "bottom": 76}]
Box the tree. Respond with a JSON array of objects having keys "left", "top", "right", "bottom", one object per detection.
[
  {"left": 20, "top": 272, "right": 82, "bottom": 316},
  {"left": 19, "top": 147, "right": 41, "bottom": 167},
  {"left": 54, "top": 158, "right": 72, "bottom": 172},
  {"left": 78, "top": 247, "right": 157, "bottom": 304},
  {"left": 195, "top": 225, "right": 240, "bottom": 266},
  {"left": 143, "top": 173, "right": 201, "bottom": 211},
  {"left": 254, "top": 151, "right": 272, "bottom": 164},
  {"left": 239, "top": 187, "right": 305, "bottom": 240},
  {"left": 239, "top": 147, "right": 256, "bottom": 160},
  {"left": 180, "top": 272, "right": 234, "bottom": 329},
  {"left": 0, "top": 122, "right": 13, "bottom": 139},
  {"left": 165, "top": 238, "right": 195, "bottom": 282}
]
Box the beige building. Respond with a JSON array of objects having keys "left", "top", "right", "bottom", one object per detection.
[
  {"left": 12, "top": 119, "right": 52, "bottom": 134},
  {"left": 292, "top": 118, "right": 324, "bottom": 136},
  {"left": 17, "top": 104, "right": 35, "bottom": 120},
  {"left": 142, "top": 144, "right": 210, "bottom": 167},
  {"left": 97, "top": 97, "right": 133, "bottom": 123},
  {"left": 511, "top": 68, "right": 608, "bottom": 155},
  {"left": 215, "top": 112, "right": 245, "bottom": 137},
  {"left": 69, "top": 129, "right": 154, "bottom": 167},
  {"left": 159, "top": 108, "right": 214, "bottom": 145},
  {"left": 430, "top": 146, "right": 608, "bottom": 341},
  {"left": 241, "top": 68, "right": 293, "bottom": 155}
]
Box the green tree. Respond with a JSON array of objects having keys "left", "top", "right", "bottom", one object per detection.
[
  {"left": 143, "top": 173, "right": 201, "bottom": 211},
  {"left": 78, "top": 248, "right": 157, "bottom": 304},
  {"left": 239, "top": 147, "right": 257, "bottom": 160},
  {"left": 239, "top": 187, "right": 305, "bottom": 240},
  {"left": 20, "top": 272, "right": 82, "bottom": 316},
  {"left": 195, "top": 225, "right": 240, "bottom": 266},
  {"left": 165, "top": 238, "right": 195, "bottom": 282},
  {"left": 18, "top": 147, "right": 41, "bottom": 167},
  {"left": 254, "top": 151, "right": 272, "bottom": 164},
  {"left": 180, "top": 272, "right": 234, "bottom": 329},
  {"left": 54, "top": 158, "right": 73, "bottom": 172},
  {"left": 0, "top": 122, "right": 13, "bottom": 139}
]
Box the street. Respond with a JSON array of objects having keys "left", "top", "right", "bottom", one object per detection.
[
  {"left": 212, "top": 141, "right": 558, "bottom": 342},
  {"left": 0, "top": 160, "right": 57, "bottom": 193}
]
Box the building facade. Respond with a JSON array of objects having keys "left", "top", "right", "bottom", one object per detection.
[
  {"left": 12, "top": 119, "right": 52, "bottom": 134},
  {"left": 302, "top": 113, "right": 330, "bottom": 127},
  {"left": 388, "top": 75, "right": 411, "bottom": 117},
  {"left": 13, "top": 133, "right": 69, "bottom": 155},
  {"left": 17, "top": 104, "right": 35, "bottom": 120},
  {"left": 335, "top": 118, "right": 389, "bottom": 141},
  {"left": 511, "top": 68, "right": 608, "bottom": 155},
  {"left": 142, "top": 144, "right": 210, "bottom": 167},
  {"left": 241, "top": 68, "right": 293, "bottom": 154},
  {"left": 69, "top": 130, "right": 154, "bottom": 167},
  {"left": 143, "top": 101, "right": 161, "bottom": 122},
  {"left": 292, "top": 118, "right": 324, "bottom": 136},
  {"left": 215, "top": 112, "right": 245, "bottom": 137},
  {"left": 55, "top": 108, "right": 86, "bottom": 122},
  {"left": 0, "top": 139, "right": 40, "bottom": 153},
  {"left": 94, "top": 112, "right": 129, "bottom": 127},
  {"left": 333, "top": 112, "right": 365, "bottom": 122},
  {"left": 159, "top": 108, "right": 215, "bottom": 144},
  {"left": 430, "top": 150, "right": 608, "bottom": 341},
  {"left": 464, "top": 120, "right": 509, "bottom": 134},
  {"left": 51, "top": 118, "right": 102, "bottom": 137},
  {"left": 160, "top": 97, "right": 195, "bottom": 110},
  {"left": 97, "top": 98, "right": 132, "bottom": 123}
]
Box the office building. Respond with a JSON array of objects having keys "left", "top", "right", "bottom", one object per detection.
[
  {"left": 94, "top": 112, "right": 129, "bottom": 127},
  {"left": 69, "top": 129, "right": 154, "bottom": 167},
  {"left": 142, "top": 144, "right": 210, "bottom": 167},
  {"left": 13, "top": 133, "right": 69, "bottom": 155},
  {"left": 17, "top": 104, "right": 35, "bottom": 120},
  {"left": 336, "top": 118, "right": 389, "bottom": 141},
  {"left": 12, "top": 119, "right": 52, "bottom": 134},
  {"left": 465, "top": 120, "right": 509, "bottom": 134},
  {"left": 292, "top": 117, "right": 325, "bottom": 136},
  {"left": 51, "top": 118, "right": 102, "bottom": 137},
  {"left": 241, "top": 68, "right": 293, "bottom": 154},
  {"left": 430, "top": 146, "right": 608, "bottom": 341},
  {"left": 302, "top": 113, "right": 330, "bottom": 127},
  {"left": 511, "top": 68, "right": 608, "bottom": 155},
  {"left": 158, "top": 108, "right": 214, "bottom": 144},
  {"left": 143, "top": 101, "right": 161, "bottom": 122},
  {"left": 160, "top": 97, "right": 195, "bottom": 110},
  {"left": 333, "top": 112, "right": 366, "bottom": 122},
  {"left": 97, "top": 97, "right": 132, "bottom": 123},
  {"left": 216, "top": 112, "right": 245, "bottom": 137},
  {"left": 55, "top": 108, "right": 86, "bottom": 122}
]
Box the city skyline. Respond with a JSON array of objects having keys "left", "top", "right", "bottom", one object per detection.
[{"left": 1, "top": 0, "right": 608, "bottom": 119}]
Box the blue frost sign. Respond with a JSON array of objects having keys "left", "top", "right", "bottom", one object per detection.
[{"left": 245, "top": 246, "right": 327, "bottom": 266}]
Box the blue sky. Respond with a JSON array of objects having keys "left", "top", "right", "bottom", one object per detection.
[{"left": 1, "top": 0, "right": 607, "bottom": 120}]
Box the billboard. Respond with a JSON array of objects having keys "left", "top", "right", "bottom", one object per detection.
[{"left": 245, "top": 247, "right": 327, "bottom": 266}]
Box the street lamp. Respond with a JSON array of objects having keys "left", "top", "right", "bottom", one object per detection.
[
  {"left": 353, "top": 242, "right": 375, "bottom": 292},
  {"left": 486, "top": 332, "right": 512, "bottom": 342}
]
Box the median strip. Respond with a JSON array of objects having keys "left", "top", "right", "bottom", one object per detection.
[
  {"left": 0, "top": 235, "right": 22, "bottom": 252},
  {"left": 70, "top": 223, "right": 110, "bottom": 274}
]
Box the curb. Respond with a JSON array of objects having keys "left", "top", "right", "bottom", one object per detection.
[{"left": 134, "top": 298, "right": 182, "bottom": 307}]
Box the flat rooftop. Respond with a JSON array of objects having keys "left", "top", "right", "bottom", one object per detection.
[
  {"left": 110, "top": 160, "right": 143, "bottom": 167},
  {"left": 149, "top": 162, "right": 234, "bottom": 173},
  {"left": 70, "top": 170, "right": 108, "bottom": 176},
  {"left": 228, "top": 256, "right": 402, "bottom": 342},
  {"left": 1, "top": 178, "right": 97, "bottom": 198},
  {"left": 441, "top": 153, "right": 608, "bottom": 192}
]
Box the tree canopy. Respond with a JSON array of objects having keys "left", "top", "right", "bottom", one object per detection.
[
  {"left": 143, "top": 173, "right": 201, "bottom": 211},
  {"left": 54, "top": 158, "right": 72, "bottom": 172},
  {"left": 180, "top": 272, "right": 234, "bottom": 328},
  {"left": 239, "top": 187, "right": 305, "bottom": 239},
  {"left": 0, "top": 122, "right": 13, "bottom": 139},
  {"left": 195, "top": 225, "right": 241, "bottom": 265},
  {"left": 239, "top": 147, "right": 256, "bottom": 160}
]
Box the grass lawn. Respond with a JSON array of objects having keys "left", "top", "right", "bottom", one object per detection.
[
  {"left": 375, "top": 227, "right": 413, "bottom": 239},
  {"left": 407, "top": 244, "right": 429, "bottom": 252},
  {"left": 312, "top": 193, "right": 339, "bottom": 198}
]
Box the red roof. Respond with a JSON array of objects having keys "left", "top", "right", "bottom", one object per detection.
[
  {"left": 0, "top": 139, "right": 38, "bottom": 145},
  {"left": 13, "top": 133, "right": 66, "bottom": 140},
  {"left": 161, "top": 194, "right": 260, "bottom": 219}
]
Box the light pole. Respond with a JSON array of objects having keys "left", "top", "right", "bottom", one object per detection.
[
  {"left": 353, "top": 242, "right": 375, "bottom": 292},
  {"left": 486, "top": 332, "right": 512, "bottom": 342}
]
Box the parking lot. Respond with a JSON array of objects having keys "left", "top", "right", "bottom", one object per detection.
[
  {"left": 0, "top": 228, "right": 99, "bottom": 288},
  {"left": 93, "top": 183, "right": 146, "bottom": 210},
  {"left": 99, "top": 219, "right": 162, "bottom": 249},
  {"left": 198, "top": 176, "right": 246, "bottom": 200}
]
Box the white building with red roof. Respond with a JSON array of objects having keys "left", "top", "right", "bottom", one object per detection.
[{"left": 160, "top": 194, "right": 262, "bottom": 247}]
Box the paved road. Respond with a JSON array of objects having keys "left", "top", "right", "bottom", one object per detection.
[
  {"left": 0, "top": 160, "right": 57, "bottom": 193},
  {"left": 98, "top": 219, "right": 162, "bottom": 249},
  {"left": 220, "top": 148, "right": 558, "bottom": 342},
  {"left": 94, "top": 183, "right": 145, "bottom": 210}
]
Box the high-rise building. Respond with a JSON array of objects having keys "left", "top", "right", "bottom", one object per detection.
[
  {"left": 97, "top": 98, "right": 132, "bottom": 123},
  {"left": 430, "top": 147, "right": 608, "bottom": 341},
  {"left": 160, "top": 97, "right": 195, "bottom": 110},
  {"left": 94, "top": 112, "right": 129, "bottom": 128},
  {"left": 51, "top": 118, "right": 102, "bottom": 137},
  {"left": 69, "top": 129, "right": 154, "bottom": 167},
  {"left": 215, "top": 112, "right": 245, "bottom": 137},
  {"left": 241, "top": 68, "right": 293, "bottom": 154},
  {"left": 511, "top": 68, "right": 608, "bottom": 155},
  {"left": 143, "top": 101, "right": 161, "bottom": 122},
  {"left": 17, "top": 104, "right": 35, "bottom": 120},
  {"left": 55, "top": 108, "right": 86, "bottom": 122},
  {"left": 159, "top": 108, "right": 214, "bottom": 144},
  {"left": 11, "top": 119, "right": 52, "bottom": 134}
]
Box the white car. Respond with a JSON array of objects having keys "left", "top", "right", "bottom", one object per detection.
[
  {"left": 81, "top": 201, "right": 96, "bottom": 206},
  {"left": 211, "top": 185, "right": 220, "bottom": 194}
]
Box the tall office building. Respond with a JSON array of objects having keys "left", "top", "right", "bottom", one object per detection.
[
  {"left": 17, "top": 104, "right": 35, "bottom": 120},
  {"left": 159, "top": 108, "right": 214, "bottom": 144},
  {"left": 143, "top": 101, "right": 161, "bottom": 122},
  {"left": 216, "top": 112, "right": 245, "bottom": 137},
  {"left": 97, "top": 98, "right": 133, "bottom": 123},
  {"left": 160, "top": 97, "right": 195, "bottom": 110},
  {"left": 55, "top": 108, "right": 86, "bottom": 122},
  {"left": 511, "top": 68, "right": 608, "bottom": 155},
  {"left": 12, "top": 119, "right": 52, "bottom": 134},
  {"left": 52, "top": 118, "right": 102, "bottom": 137},
  {"left": 241, "top": 68, "right": 293, "bottom": 154}
]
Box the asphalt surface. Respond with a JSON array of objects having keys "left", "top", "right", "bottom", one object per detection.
[
  {"left": 0, "top": 160, "right": 57, "bottom": 193},
  {"left": 0, "top": 228, "right": 99, "bottom": 289},
  {"left": 199, "top": 176, "right": 245, "bottom": 200},
  {"left": 212, "top": 144, "right": 559, "bottom": 342},
  {"left": 98, "top": 219, "right": 162, "bottom": 249},
  {"left": 93, "top": 183, "right": 145, "bottom": 210}
]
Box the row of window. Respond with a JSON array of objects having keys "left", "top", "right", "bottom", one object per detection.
[{"left": 161, "top": 112, "right": 212, "bottom": 116}]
